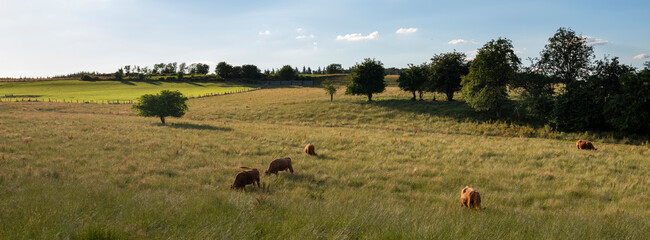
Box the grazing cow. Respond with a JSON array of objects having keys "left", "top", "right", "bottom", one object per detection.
[
  {"left": 265, "top": 157, "right": 294, "bottom": 175},
  {"left": 305, "top": 143, "right": 317, "bottom": 156},
  {"left": 460, "top": 186, "right": 482, "bottom": 210},
  {"left": 576, "top": 140, "right": 597, "bottom": 150},
  {"left": 230, "top": 167, "right": 260, "bottom": 190}
]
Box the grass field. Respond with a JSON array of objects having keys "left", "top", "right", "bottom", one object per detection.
[
  {"left": 0, "top": 80, "right": 254, "bottom": 102},
  {"left": 0, "top": 85, "right": 648, "bottom": 239}
]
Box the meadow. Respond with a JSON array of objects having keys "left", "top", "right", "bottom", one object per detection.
[
  {"left": 0, "top": 80, "right": 254, "bottom": 102},
  {"left": 0, "top": 84, "right": 648, "bottom": 239}
]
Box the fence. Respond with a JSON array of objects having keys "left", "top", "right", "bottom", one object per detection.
[{"left": 0, "top": 87, "right": 262, "bottom": 105}]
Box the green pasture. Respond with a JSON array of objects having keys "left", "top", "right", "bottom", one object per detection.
[
  {"left": 0, "top": 86, "right": 648, "bottom": 239},
  {"left": 0, "top": 80, "right": 254, "bottom": 102}
]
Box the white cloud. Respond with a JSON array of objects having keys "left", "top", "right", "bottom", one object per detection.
[
  {"left": 514, "top": 48, "right": 527, "bottom": 55},
  {"left": 296, "top": 28, "right": 303, "bottom": 32},
  {"left": 296, "top": 34, "right": 315, "bottom": 40},
  {"left": 584, "top": 36, "right": 609, "bottom": 46},
  {"left": 634, "top": 54, "right": 650, "bottom": 59},
  {"left": 258, "top": 30, "right": 271, "bottom": 35},
  {"left": 395, "top": 28, "right": 417, "bottom": 34},
  {"left": 336, "top": 31, "right": 379, "bottom": 41},
  {"left": 448, "top": 39, "right": 477, "bottom": 45}
]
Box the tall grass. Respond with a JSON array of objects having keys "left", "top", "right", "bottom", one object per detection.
[{"left": 0, "top": 86, "right": 648, "bottom": 238}]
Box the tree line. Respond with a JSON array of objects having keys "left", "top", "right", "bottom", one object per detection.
[{"left": 345, "top": 27, "right": 649, "bottom": 135}]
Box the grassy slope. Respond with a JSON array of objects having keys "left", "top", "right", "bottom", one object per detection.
[
  {"left": 0, "top": 80, "right": 254, "bottom": 102},
  {"left": 0, "top": 86, "right": 648, "bottom": 239}
]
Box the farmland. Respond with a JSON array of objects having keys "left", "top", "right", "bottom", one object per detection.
[
  {"left": 0, "top": 85, "right": 648, "bottom": 239},
  {"left": 0, "top": 80, "right": 254, "bottom": 102}
]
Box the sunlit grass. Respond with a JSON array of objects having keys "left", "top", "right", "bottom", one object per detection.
[
  {"left": 0, "top": 86, "right": 648, "bottom": 238},
  {"left": 0, "top": 79, "right": 254, "bottom": 102}
]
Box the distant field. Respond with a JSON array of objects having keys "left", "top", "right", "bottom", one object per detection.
[
  {"left": 0, "top": 80, "right": 254, "bottom": 102},
  {"left": 0, "top": 86, "right": 648, "bottom": 239}
]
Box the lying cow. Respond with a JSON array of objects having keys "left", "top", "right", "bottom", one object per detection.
[
  {"left": 305, "top": 143, "right": 317, "bottom": 156},
  {"left": 265, "top": 157, "right": 294, "bottom": 175},
  {"left": 576, "top": 140, "right": 597, "bottom": 150},
  {"left": 230, "top": 167, "right": 260, "bottom": 190},
  {"left": 460, "top": 186, "right": 482, "bottom": 210}
]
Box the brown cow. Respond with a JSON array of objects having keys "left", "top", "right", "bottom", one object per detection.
[
  {"left": 265, "top": 157, "right": 294, "bottom": 175},
  {"left": 230, "top": 167, "right": 260, "bottom": 190},
  {"left": 305, "top": 143, "right": 317, "bottom": 156},
  {"left": 576, "top": 140, "right": 597, "bottom": 150},
  {"left": 460, "top": 186, "right": 482, "bottom": 210}
]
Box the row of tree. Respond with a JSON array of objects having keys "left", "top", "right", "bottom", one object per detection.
[{"left": 345, "top": 27, "right": 649, "bottom": 135}]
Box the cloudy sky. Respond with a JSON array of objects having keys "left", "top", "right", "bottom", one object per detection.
[{"left": 1, "top": 0, "right": 649, "bottom": 77}]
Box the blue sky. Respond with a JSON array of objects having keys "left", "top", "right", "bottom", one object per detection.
[{"left": 1, "top": 0, "right": 649, "bottom": 77}]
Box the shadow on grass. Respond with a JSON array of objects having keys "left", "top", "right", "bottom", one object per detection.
[
  {"left": 165, "top": 122, "right": 233, "bottom": 131},
  {"left": 368, "top": 98, "right": 543, "bottom": 127},
  {"left": 119, "top": 80, "right": 136, "bottom": 85}
]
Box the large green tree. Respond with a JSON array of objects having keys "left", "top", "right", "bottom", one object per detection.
[
  {"left": 132, "top": 90, "right": 189, "bottom": 124},
  {"left": 428, "top": 52, "right": 469, "bottom": 101},
  {"left": 461, "top": 38, "right": 520, "bottom": 114},
  {"left": 346, "top": 58, "right": 385, "bottom": 102},
  {"left": 397, "top": 64, "right": 427, "bottom": 101},
  {"left": 539, "top": 27, "right": 594, "bottom": 85}
]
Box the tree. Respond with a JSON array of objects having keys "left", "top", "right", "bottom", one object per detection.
[
  {"left": 323, "top": 80, "right": 337, "bottom": 102},
  {"left": 539, "top": 27, "right": 594, "bottom": 85},
  {"left": 604, "top": 67, "right": 650, "bottom": 134},
  {"left": 132, "top": 90, "right": 188, "bottom": 124},
  {"left": 511, "top": 71, "right": 556, "bottom": 121},
  {"left": 114, "top": 68, "right": 124, "bottom": 81},
  {"left": 195, "top": 63, "right": 210, "bottom": 75},
  {"left": 216, "top": 62, "right": 233, "bottom": 78},
  {"left": 428, "top": 52, "right": 469, "bottom": 101},
  {"left": 242, "top": 64, "right": 261, "bottom": 79},
  {"left": 178, "top": 62, "right": 187, "bottom": 74},
  {"left": 461, "top": 38, "right": 520, "bottom": 114},
  {"left": 326, "top": 63, "right": 344, "bottom": 74},
  {"left": 278, "top": 65, "right": 297, "bottom": 80},
  {"left": 397, "top": 64, "right": 427, "bottom": 100},
  {"left": 346, "top": 58, "right": 385, "bottom": 101},
  {"left": 553, "top": 57, "right": 636, "bottom": 132},
  {"left": 232, "top": 66, "right": 243, "bottom": 78}
]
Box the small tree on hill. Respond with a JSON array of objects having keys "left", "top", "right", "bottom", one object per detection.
[
  {"left": 323, "top": 80, "right": 337, "bottom": 102},
  {"left": 461, "top": 38, "right": 520, "bottom": 114},
  {"left": 428, "top": 51, "right": 469, "bottom": 101},
  {"left": 195, "top": 63, "right": 210, "bottom": 75},
  {"left": 132, "top": 90, "right": 188, "bottom": 124},
  {"left": 346, "top": 58, "right": 385, "bottom": 102},
  {"left": 397, "top": 64, "right": 427, "bottom": 101}
]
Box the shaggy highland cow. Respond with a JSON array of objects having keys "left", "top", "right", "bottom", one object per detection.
[
  {"left": 305, "top": 143, "right": 317, "bottom": 156},
  {"left": 265, "top": 157, "right": 294, "bottom": 175},
  {"left": 230, "top": 167, "right": 260, "bottom": 190},
  {"left": 576, "top": 140, "right": 597, "bottom": 150},
  {"left": 460, "top": 186, "right": 482, "bottom": 210}
]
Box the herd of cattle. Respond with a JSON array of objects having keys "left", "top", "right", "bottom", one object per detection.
[{"left": 229, "top": 140, "right": 597, "bottom": 210}]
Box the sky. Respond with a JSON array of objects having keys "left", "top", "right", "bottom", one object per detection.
[{"left": 1, "top": 0, "right": 649, "bottom": 77}]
